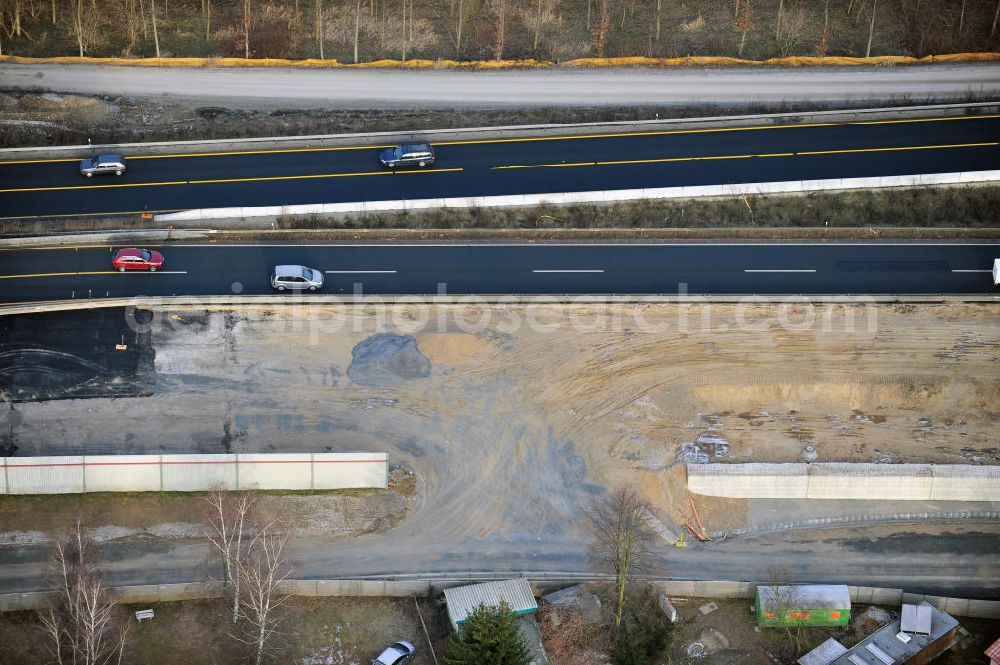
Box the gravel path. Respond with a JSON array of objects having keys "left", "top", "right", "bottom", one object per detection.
[{"left": 1, "top": 63, "right": 999, "bottom": 108}]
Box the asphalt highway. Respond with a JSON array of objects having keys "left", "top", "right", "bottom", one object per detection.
[
  {"left": 1, "top": 242, "right": 998, "bottom": 304},
  {"left": 1, "top": 114, "right": 999, "bottom": 219}
]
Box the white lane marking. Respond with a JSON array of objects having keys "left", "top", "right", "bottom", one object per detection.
[
  {"left": 744, "top": 269, "right": 817, "bottom": 273},
  {"left": 533, "top": 269, "right": 605, "bottom": 273},
  {"left": 951, "top": 269, "right": 992, "bottom": 273},
  {"left": 325, "top": 270, "right": 397, "bottom": 274}
]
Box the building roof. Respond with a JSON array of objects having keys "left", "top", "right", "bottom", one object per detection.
[
  {"left": 757, "top": 585, "right": 851, "bottom": 612},
  {"left": 798, "top": 638, "right": 848, "bottom": 665},
  {"left": 829, "top": 602, "right": 959, "bottom": 665},
  {"left": 444, "top": 578, "right": 538, "bottom": 631},
  {"left": 986, "top": 636, "right": 1000, "bottom": 661},
  {"left": 900, "top": 604, "right": 932, "bottom": 634}
]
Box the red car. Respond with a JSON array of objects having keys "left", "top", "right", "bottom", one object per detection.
[{"left": 112, "top": 248, "right": 164, "bottom": 272}]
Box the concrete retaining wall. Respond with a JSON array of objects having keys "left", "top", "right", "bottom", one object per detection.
[
  {"left": 155, "top": 171, "right": 1000, "bottom": 223},
  {"left": 687, "top": 463, "right": 1000, "bottom": 501},
  {"left": 0, "top": 453, "right": 387, "bottom": 494},
  {"left": 2, "top": 578, "right": 998, "bottom": 618}
]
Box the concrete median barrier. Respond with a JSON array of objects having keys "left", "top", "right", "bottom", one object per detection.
[
  {"left": 688, "top": 463, "right": 1000, "bottom": 501},
  {"left": 1, "top": 577, "right": 998, "bottom": 618},
  {"left": 154, "top": 170, "right": 1000, "bottom": 223}
]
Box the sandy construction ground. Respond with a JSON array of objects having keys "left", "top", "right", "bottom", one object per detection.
[{"left": 4, "top": 302, "right": 998, "bottom": 539}]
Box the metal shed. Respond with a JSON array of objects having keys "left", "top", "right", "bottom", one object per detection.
[
  {"left": 756, "top": 584, "right": 851, "bottom": 628},
  {"left": 444, "top": 578, "right": 538, "bottom": 632}
]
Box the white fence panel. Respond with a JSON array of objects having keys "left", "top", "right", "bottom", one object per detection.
[
  {"left": 161, "top": 454, "right": 239, "bottom": 491},
  {"left": 237, "top": 454, "right": 313, "bottom": 490},
  {"left": 6, "top": 456, "right": 85, "bottom": 494},
  {"left": 312, "top": 452, "right": 387, "bottom": 489},
  {"left": 84, "top": 455, "right": 161, "bottom": 492}
]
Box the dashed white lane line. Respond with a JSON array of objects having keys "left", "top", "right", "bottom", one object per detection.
[
  {"left": 533, "top": 269, "right": 605, "bottom": 273},
  {"left": 325, "top": 270, "right": 397, "bottom": 274},
  {"left": 119, "top": 270, "right": 188, "bottom": 274},
  {"left": 744, "top": 269, "right": 817, "bottom": 273},
  {"left": 951, "top": 269, "right": 992, "bottom": 273}
]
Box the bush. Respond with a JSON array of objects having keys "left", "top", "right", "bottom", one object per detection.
[
  {"left": 610, "top": 586, "right": 674, "bottom": 665},
  {"left": 444, "top": 601, "right": 531, "bottom": 665}
]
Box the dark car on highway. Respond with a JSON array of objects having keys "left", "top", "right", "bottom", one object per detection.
[
  {"left": 379, "top": 143, "right": 435, "bottom": 168},
  {"left": 80, "top": 154, "right": 127, "bottom": 177},
  {"left": 112, "top": 248, "right": 164, "bottom": 272}
]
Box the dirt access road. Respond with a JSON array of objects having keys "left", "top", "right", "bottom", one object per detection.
[
  {"left": 2, "top": 63, "right": 999, "bottom": 108},
  {"left": 1, "top": 302, "right": 998, "bottom": 596}
]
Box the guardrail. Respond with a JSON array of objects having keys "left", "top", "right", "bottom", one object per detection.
[
  {"left": 1, "top": 293, "right": 998, "bottom": 317},
  {"left": 1, "top": 102, "right": 997, "bottom": 160},
  {"left": 2, "top": 576, "right": 998, "bottom": 618}
]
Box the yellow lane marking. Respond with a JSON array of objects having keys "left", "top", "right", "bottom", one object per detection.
[
  {"left": 0, "top": 168, "right": 463, "bottom": 194},
  {"left": 797, "top": 141, "right": 999, "bottom": 156},
  {"left": 0, "top": 114, "right": 997, "bottom": 165},
  {"left": 0, "top": 208, "right": 184, "bottom": 221},
  {"left": 0, "top": 270, "right": 116, "bottom": 280},
  {"left": 0, "top": 180, "right": 187, "bottom": 194},
  {"left": 492, "top": 142, "right": 996, "bottom": 170},
  {"left": 600, "top": 152, "right": 793, "bottom": 166}
]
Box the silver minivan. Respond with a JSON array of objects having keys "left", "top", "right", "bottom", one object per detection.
[
  {"left": 271, "top": 265, "right": 324, "bottom": 291},
  {"left": 80, "top": 154, "right": 126, "bottom": 177}
]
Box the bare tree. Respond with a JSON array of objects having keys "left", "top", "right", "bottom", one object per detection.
[
  {"left": 150, "top": 0, "right": 160, "bottom": 57},
  {"left": 816, "top": 0, "right": 829, "bottom": 56},
  {"left": 492, "top": 0, "right": 505, "bottom": 59},
  {"left": 992, "top": 0, "right": 1000, "bottom": 40},
  {"left": 455, "top": 0, "right": 465, "bottom": 54},
  {"left": 774, "top": 6, "right": 807, "bottom": 56},
  {"left": 774, "top": 0, "right": 783, "bottom": 40},
  {"left": 234, "top": 525, "right": 292, "bottom": 665},
  {"left": 654, "top": 0, "right": 662, "bottom": 43},
  {"left": 736, "top": 0, "right": 752, "bottom": 56},
  {"left": 865, "top": 0, "right": 877, "bottom": 57},
  {"left": 315, "top": 0, "right": 324, "bottom": 57},
  {"left": 68, "top": 0, "right": 101, "bottom": 56},
  {"left": 591, "top": 0, "right": 610, "bottom": 56},
  {"left": 242, "top": 0, "right": 253, "bottom": 57},
  {"left": 353, "top": 0, "right": 361, "bottom": 62},
  {"left": 585, "top": 488, "right": 649, "bottom": 632},
  {"left": 38, "top": 518, "right": 129, "bottom": 665},
  {"left": 205, "top": 488, "right": 258, "bottom": 625}
]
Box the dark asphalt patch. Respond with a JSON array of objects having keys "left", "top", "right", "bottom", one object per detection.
[
  {"left": 832, "top": 530, "right": 1000, "bottom": 556},
  {"left": 0, "top": 308, "right": 155, "bottom": 403}
]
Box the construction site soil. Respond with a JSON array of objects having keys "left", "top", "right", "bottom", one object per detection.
[{"left": 0, "top": 302, "right": 996, "bottom": 545}]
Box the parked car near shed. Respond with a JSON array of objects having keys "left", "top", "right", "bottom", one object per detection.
[
  {"left": 371, "top": 641, "right": 415, "bottom": 665},
  {"left": 80, "top": 154, "right": 126, "bottom": 177}
]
